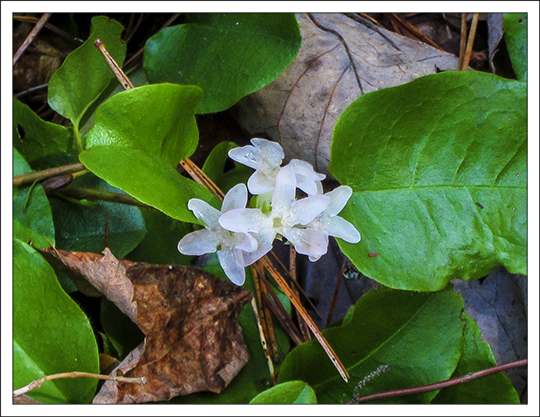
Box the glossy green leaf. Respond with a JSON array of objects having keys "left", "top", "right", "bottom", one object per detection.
[
  {"left": 80, "top": 146, "right": 219, "bottom": 224},
  {"left": 202, "top": 141, "right": 253, "bottom": 194},
  {"left": 330, "top": 71, "right": 526, "bottom": 291},
  {"left": 503, "top": 13, "right": 527, "bottom": 81},
  {"left": 432, "top": 312, "right": 520, "bottom": 404},
  {"left": 13, "top": 148, "right": 55, "bottom": 246},
  {"left": 86, "top": 84, "right": 202, "bottom": 166},
  {"left": 13, "top": 239, "right": 99, "bottom": 403},
  {"left": 278, "top": 287, "right": 465, "bottom": 404},
  {"left": 144, "top": 13, "right": 301, "bottom": 114},
  {"left": 13, "top": 99, "right": 76, "bottom": 170},
  {"left": 250, "top": 381, "right": 317, "bottom": 404},
  {"left": 13, "top": 219, "right": 51, "bottom": 249},
  {"left": 48, "top": 175, "right": 146, "bottom": 257},
  {"left": 81, "top": 83, "right": 219, "bottom": 223},
  {"left": 48, "top": 16, "right": 126, "bottom": 131},
  {"left": 125, "top": 207, "right": 193, "bottom": 265}
]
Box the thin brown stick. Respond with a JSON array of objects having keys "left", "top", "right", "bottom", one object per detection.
[
  {"left": 13, "top": 162, "right": 87, "bottom": 187},
  {"left": 350, "top": 359, "right": 527, "bottom": 404},
  {"left": 50, "top": 187, "right": 154, "bottom": 209},
  {"left": 290, "top": 246, "right": 312, "bottom": 341},
  {"left": 390, "top": 13, "right": 444, "bottom": 50},
  {"left": 460, "top": 13, "right": 479, "bottom": 71},
  {"left": 458, "top": 13, "right": 468, "bottom": 69},
  {"left": 13, "top": 371, "right": 146, "bottom": 397},
  {"left": 13, "top": 15, "right": 83, "bottom": 44},
  {"left": 13, "top": 13, "right": 52, "bottom": 65},
  {"left": 326, "top": 260, "right": 345, "bottom": 328},
  {"left": 95, "top": 38, "right": 134, "bottom": 90}
]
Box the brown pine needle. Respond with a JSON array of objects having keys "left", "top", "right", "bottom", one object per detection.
[
  {"left": 460, "top": 13, "right": 480, "bottom": 71},
  {"left": 13, "top": 13, "right": 52, "bottom": 65}
]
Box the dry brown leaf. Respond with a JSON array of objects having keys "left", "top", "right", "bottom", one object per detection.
[
  {"left": 40, "top": 247, "right": 252, "bottom": 403},
  {"left": 233, "top": 13, "right": 460, "bottom": 174}
]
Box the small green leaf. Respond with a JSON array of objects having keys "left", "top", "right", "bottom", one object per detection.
[
  {"left": 86, "top": 83, "right": 202, "bottom": 165},
  {"left": 250, "top": 381, "right": 317, "bottom": 404},
  {"left": 79, "top": 146, "right": 219, "bottom": 223},
  {"left": 330, "top": 71, "right": 526, "bottom": 291},
  {"left": 13, "top": 239, "right": 99, "bottom": 403},
  {"left": 13, "top": 99, "right": 76, "bottom": 170},
  {"left": 503, "top": 13, "right": 527, "bottom": 81},
  {"left": 13, "top": 148, "right": 55, "bottom": 246},
  {"left": 278, "top": 286, "right": 465, "bottom": 404},
  {"left": 13, "top": 219, "right": 51, "bottom": 249},
  {"left": 144, "top": 13, "right": 301, "bottom": 114},
  {"left": 432, "top": 312, "right": 520, "bottom": 404},
  {"left": 48, "top": 16, "right": 126, "bottom": 130},
  {"left": 48, "top": 175, "right": 146, "bottom": 258}
]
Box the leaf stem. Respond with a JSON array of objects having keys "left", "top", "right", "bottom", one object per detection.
[
  {"left": 349, "top": 358, "right": 527, "bottom": 404},
  {"left": 13, "top": 162, "right": 87, "bottom": 187},
  {"left": 50, "top": 187, "right": 154, "bottom": 210},
  {"left": 13, "top": 371, "right": 146, "bottom": 398}
]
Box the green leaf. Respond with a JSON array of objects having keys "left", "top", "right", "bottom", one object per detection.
[
  {"left": 13, "top": 99, "right": 76, "bottom": 170},
  {"left": 250, "top": 381, "right": 317, "bottom": 404},
  {"left": 278, "top": 286, "right": 464, "bottom": 404},
  {"left": 202, "top": 141, "right": 253, "bottom": 194},
  {"left": 330, "top": 71, "right": 526, "bottom": 291},
  {"left": 100, "top": 298, "right": 145, "bottom": 360},
  {"left": 503, "top": 13, "right": 527, "bottom": 81},
  {"left": 125, "top": 207, "right": 193, "bottom": 265},
  {"left": 144, "top": 13, "right": 301, "bottom": 114},
  {"left": 13, "top": 219, "right": 51, "bottom": 249},
  {"left": 48, "top": 174, "right": 146, "bottom": 258},
  {"left": 13, "top": 148, "right": 55, "bottom": 247},
  {"left": 432, "top": 312, "right": 520, "bottom": 404},
  {"left": 81, "top": 83, "right": 219, "bottom": 223},
  {"left": 48, "top": 16, "right": 126, "bottom": 131},
  {"left": 86, "top": 83, "right": 202, "bottom": 165},
  {"left": 80, "top": 146, "right": 218, "bottom": 224},
  {"left": 13, "top": 239, "right": 99, "bottom": 403}
]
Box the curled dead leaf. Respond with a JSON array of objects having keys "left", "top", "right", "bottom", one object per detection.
[
  {"left": 39, "top": 247, "right": 252, "bottom": 403},
  {"left": 233, "top": 13, "right": 460, "bottom": 174}
]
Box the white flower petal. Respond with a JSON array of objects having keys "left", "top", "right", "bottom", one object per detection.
[
  {"left": 247, "top": 170, "right": 276, "bottom": 195},
  {"left": 325, "top": 186, "right": 353, "bottom": 216},
  {"left": 222, "top": 183, "right": 248, "bottom": 213},
  {"left": 217, "top": 249, "right": 246, "bottom": 285},
  {"left": 232, "top": 232, "right": 258, "bottom": 252},
  {"left": 324, "top": 216, "right": 361, "bottom": 243},
  {"left": 272, "top": 165, "right": 297, "bottom": 212},
  {"left": 289, "top": 195, "right": 330, "bottom": 226},
  {"left": 187, "top": 198, "right": 220, "bottom": 227},
  {"left": 251, "top": 138, "right": 284, "bottom": 166},
  {"left": 177, "top": 229, "right": 220, "bottom": 256},
  {"left": 284, "top": 228, "right": 329, "bottom": 261},
  {"left": 219, "top": 208, "right": 271, "bottom": 234},
  {"left": 240, "top": 242, "right": 273, "bottom": 267},
  {"left": 289, "top": 159, "right": 325, "bottom": 196},
  {"left": 228, "top": 144, "right": 262, "bottom": 170}
]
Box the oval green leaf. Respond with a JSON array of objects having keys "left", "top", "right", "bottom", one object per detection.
[
  {"left": 330, "top": 71, "right": 526, "bottom": 291},
  {"left": 144, "top": 13, "right": 301, "bottom": 114},
  {"left": 503, "top": 13, "right": 527, "bottom": 81},
  {"left": 13, "top": 239, "right": 99, "bottom": 403},
  {"left": 13, "top": 148, "right": 55, "bottom": 247},
  {"left": 79, "top": 146, "right": 219, "bottom": 223},
  {"left": 250, "top": 381, "right": 317, "bottom": 404},
  {"left": 48, "top": 175, "right": 147, "bottom": 258},
  {"left": 48, "top": 16, "right": 126, "bottom": 129},
  {"left": 13, "top": 99, "right": 76, "bottom": 170},
  {"left": 278, "top": 287, "right": 465, "bottom": 404},
  {"left": 86, "top": 83, "right": 202, "bottom": 165},
  {"left": 432, "top": 312, "right": 520, "bottom": 404}
]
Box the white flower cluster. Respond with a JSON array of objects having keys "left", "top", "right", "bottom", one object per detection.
[{"left": 178, "top": 138, "right": 360, "bottom": 285}]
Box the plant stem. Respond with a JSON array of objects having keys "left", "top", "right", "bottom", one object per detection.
[
  {"left": 51, "top": 187, "right": 154, "bottom": 210},
  {"left": 13, "top": 371, "right": 146, "bottom": 397},
  {"left": 13, "top": 163, "right": 87, "bottom": 187},
  {"left": 350, "top": 358, "right": 527, "bottom": 404}
]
